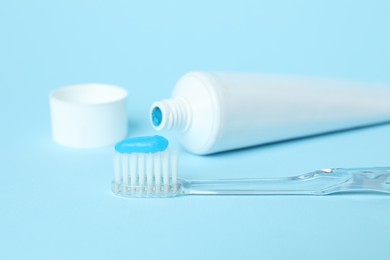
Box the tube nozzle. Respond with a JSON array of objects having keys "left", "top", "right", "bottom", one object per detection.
[{"left": 150, "top": 98, "right": 191, "bottom": 131}]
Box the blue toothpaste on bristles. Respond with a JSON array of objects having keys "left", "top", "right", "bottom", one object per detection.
[
  {"left": 113, "top": 135, "right": 178, "bottom": 197},
  {"left": 115, "top": 135, "right": 169, "bottom": 154}
]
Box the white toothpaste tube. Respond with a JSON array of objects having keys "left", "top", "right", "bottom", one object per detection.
[{"left": 151, "top": 71, "right": 390, "bottom": 155}]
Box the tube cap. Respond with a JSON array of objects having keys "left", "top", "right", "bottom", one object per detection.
[{"left": 49, "top": 83, "right": 128, "bottom": 148}]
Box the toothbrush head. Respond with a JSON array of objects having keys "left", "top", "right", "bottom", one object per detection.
[{"left": 112, "top": 135, "right": 179, "bottom": 198}]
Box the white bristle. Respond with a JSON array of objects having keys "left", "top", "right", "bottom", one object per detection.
[
  {"left": 114, "top": 154, "right": 121, "bottom": 183},
  {"left": 113, "top": 154, "right": 122, "bottom": 193},
  {"left": 146, "top": 153, "right": 153, "bottom": 193},
  {"left": 171, "top": 150, "right": 178, "bottom": 185},
  {"left": 138, "top": 155, "right": 145, "bottom": 191},
  {"left": 130, "top": 153, "right": 137, "bottom": 192},
  {"left": 122, "top": 154, "right": 129, "bottom": 187},
  {"left": 154, "top": 153, "right": 162, "bottom": 193},
  {"left": 162, "top": 150, "right": 170, "bottom": 192},
  {"left": 113, "top": 148, "right": 179, "bottom": 197}
]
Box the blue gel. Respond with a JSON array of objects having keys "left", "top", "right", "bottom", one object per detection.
[
  {"left": 115, "top": 135, "right": 169, "bottom": 154},
  {"left": 151, "top": 107, "right": 163, "bottom": 127}
]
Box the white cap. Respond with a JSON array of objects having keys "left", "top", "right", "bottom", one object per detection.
[{"left": 49, "top": 83, "right": 128, "bottom": 148}]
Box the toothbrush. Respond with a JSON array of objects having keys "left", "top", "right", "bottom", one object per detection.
[{"left": 112, "top": 135, "right": 390, "bottom": 198}]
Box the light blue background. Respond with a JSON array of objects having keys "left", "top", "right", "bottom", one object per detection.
[{"left": 1, "top": 0, "right": 390, "bottom": 259}]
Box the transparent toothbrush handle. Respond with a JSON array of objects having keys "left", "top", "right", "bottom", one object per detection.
[{"left": 180, "top": 167, "right": 390, "bottom": 195}]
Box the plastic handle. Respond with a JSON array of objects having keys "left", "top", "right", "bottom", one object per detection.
[{"left": 181, "top": 167, "right": 390, "bottom": 195}]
